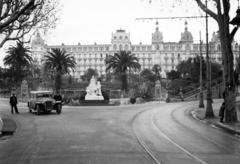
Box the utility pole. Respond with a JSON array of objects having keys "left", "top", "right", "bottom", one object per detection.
[
  {"left": 136, "top": 16, "right": 205, "bottom": 21},
  {"left": 205, "top": 0, "right": 214, "bottom": 118},
  {"left": 199, "top": 31, "right": 204, "bottom": 108}
]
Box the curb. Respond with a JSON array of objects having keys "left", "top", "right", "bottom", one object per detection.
[
  {"left": 191, "top": 111, "right": 240, "bottom": 136},
  {"left": 214, "top": 122, "right": 240, "bottom": 136}
]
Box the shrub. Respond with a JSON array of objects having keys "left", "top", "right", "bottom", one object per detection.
[
  {"left": 80, "top": 91, "right": 87, "bottom": 100},
  {"left": 138, "top": 82, "right": 154, "bottom": 101},
  {"left": 129, "top": 88, "right": 137, "bottom": 98},
  {"left": 62, "top": 97, "right": 70, "bottom": 104},
  {"left": 102, "top": 90, "right": 110, "bottom": 100},
  {"left": 130, "top": 98, "right": 136, "bottom": 104},
  {"left": 166, "top": 97, "right": 170, "bottom": 103}
]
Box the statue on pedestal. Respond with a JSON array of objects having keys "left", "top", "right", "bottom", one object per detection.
[{"left": 85, "top": 76, "right": 104, "bottom": 100}]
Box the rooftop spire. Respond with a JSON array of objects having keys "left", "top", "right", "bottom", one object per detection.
[
  {"left": 185, "top": 20, "right": 188, "bottom": 31},
  {"left": 156, "top": 20, "right": 159, "bottom": 31}
]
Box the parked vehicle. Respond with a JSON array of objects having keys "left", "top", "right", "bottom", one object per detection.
[{"left": 27, "top": 91, "right": 62, "bottom": 115}]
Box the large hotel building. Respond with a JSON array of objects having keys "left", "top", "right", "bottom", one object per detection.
[{"left": 31, "top": 21, "right": 239, "bottom": 81}]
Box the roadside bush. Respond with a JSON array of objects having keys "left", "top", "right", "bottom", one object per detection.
[
  {"left": 130, "top": 98, "right": 136, "bottom": 104},
  {"left": 138, "top": 82, "right": 154, "bottom": 101},
  {"left": 79, "top": 91, "right": 87, "bottom": 100},
  {"left": 136, "top": 97, "right": 144, "bottom": 104},
  {"left": 102, "top": 90, "right": 110, "bottom": 100},
  {"left": 166, "top": 97, "right": 170, "bottom": 103},
  {"left": 62, "top": 97, "right": 70, "bottom": 104}
]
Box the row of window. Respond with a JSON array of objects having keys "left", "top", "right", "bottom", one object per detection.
[
  {"left": 47, "top": 46, "right": 110, "bottom": 52},
  {"left": 76, "top": 66, "right": 106, "bottom": 71},
  {"left": 75, "top": 64, "right": 153, "bottom": 73},
  {"left": 76, "top": 58, "right": 104, "bottom": 62},
  {"left": 73, "top": 53, "right": 153, "bottom": 60},
  {"left": 132, "top": 46, "right": 152, "bottom": 51},
  {"left": 154, "top": 44, "right": 224, "bottom": 52},
  {"left": 134, "top": 53, "right": 152, "bottom": 58},
  {"left": 113, "top": 35, "right": 129, "bottom": 40},
  {"left": 74, "top": 53, "right": 107, "bottom": 58},
  {"left": 44, "top": 42, "right": 240, "bottom": 54},
  {"left": 113, "top": 44, "right": 129, "bottom": 51}
]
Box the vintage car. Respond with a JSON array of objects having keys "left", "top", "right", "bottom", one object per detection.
[{"left": 27, "top": 91, "right": 62, "bottom": 115}]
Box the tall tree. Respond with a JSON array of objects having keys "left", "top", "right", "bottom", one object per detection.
[
  {"left": 193, "top": 0, "right": 239, "bottom": 122},
  {"left": 176, "top": 56, "right": 221, "bottom": 83},
  {"left": 4, "top": 41, "right": 33, "bottom": 86},
  {"left": 177, "top": 56, "right": 206, "bottom": 83},
  {"left": 105, "top": 50, "right": 141, "bottom": 92},
  {"left": 140, "top": 68, "right": 156, "bottom": 82},
  {"left": 81, "top": 68, "right": 99, "bottom": 82},
  {"left": 44, "top": 48, "right": 76, "bottom": 92},
  {"left": 0, "top": 0, "right": 60, "bottom": 48},
  {"left": 167, "top": 70, "right": 180, "bottom": 81}
]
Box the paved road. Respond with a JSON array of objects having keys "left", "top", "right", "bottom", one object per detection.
[
  {"left": 134, "top": 102, "right": 240, "bottom": 164},
  {"left": 0, "top": 100, "right": 240, "bottom": 164}
]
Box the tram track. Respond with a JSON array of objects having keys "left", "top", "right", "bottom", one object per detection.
[
  {"left": 131, "top": 107, "right": 162, "bottom": 164},
  {"left": 169, "top": 104, "right": 240, "bottom": 154},
  {"left": 151, "top": 108, "right": 208, "bottom": 164},
  {"left": 131, "top": 103, "right": 209, "bottom": 164}
]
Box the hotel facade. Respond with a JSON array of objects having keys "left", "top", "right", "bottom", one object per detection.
[{"left": 31, "top": 21, "right": 240, "bottom": 81}]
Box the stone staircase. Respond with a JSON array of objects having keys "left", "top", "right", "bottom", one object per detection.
[{"left": 167, "top": 77, "right": 224, "bottom": 102}]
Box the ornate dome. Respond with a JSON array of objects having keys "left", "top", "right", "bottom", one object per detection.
[
  {"left": 211, "top": 31, "right": 220, "bottom": 42},
  {"left": 152, "top": 21, "right": 163, "bottom": 44},
  {"left": 180, "top": 21, "right": 193, "bottom": 43},
  {"left": 31, "top": 31, "right": 45, "bottom": 46}
]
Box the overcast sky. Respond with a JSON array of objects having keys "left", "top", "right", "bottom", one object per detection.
[
  {"left": 0, "top": 0, "right": 239, "bottom": 66},
  {"left": 46, "top": 0, "right": 217, "bottom": 45}
]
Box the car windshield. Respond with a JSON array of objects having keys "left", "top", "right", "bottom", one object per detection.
[{"left": 36, "top": 94, "right": 52, "bottom": 98}]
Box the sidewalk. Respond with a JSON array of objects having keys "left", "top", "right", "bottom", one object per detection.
[{"left": 192, "top": 99, "right": 240, "bottom": 136}]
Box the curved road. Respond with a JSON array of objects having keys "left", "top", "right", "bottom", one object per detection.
[
  {"left": 133, "top": 102, "right": 240, "bottom": 164},
  {"left": 0, "top": 100, "right": 240, "bottom": 164}
]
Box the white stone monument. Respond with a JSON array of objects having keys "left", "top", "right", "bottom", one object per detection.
[{"left": 85, "top": 76, "right": 104, "bottom": 100}]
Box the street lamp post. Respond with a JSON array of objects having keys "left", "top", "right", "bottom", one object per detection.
[
  {"left": 205, "top": 0, "right": 214, "bottom": 118},
  {"left": 199, "top": 31, "right": 204, "bottom": 108}
]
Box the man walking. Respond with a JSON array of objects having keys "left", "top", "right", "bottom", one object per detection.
[{"left": 10, "top": 93, "right": 19, "bottom": 114}]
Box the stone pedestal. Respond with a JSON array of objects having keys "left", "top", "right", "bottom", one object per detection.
[
  {"left": 85, "top": 95, "right": 104, "bottom": 100},
  {"left": 155, "top": 80, "right": 162, "bottom": 99},
  {"left": 79, "top": 100, "right": 110, "bottom": 106}
]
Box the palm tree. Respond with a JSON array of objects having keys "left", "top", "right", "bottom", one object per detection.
[
  {"left": 4, "top": 41, "right": 33, "bottom": 86},
  {"left": 44, "top": 48, "right": 76, "bottom": 92},
  {"left": 105, "top": 50, "right": 141, "bottom": 92}
]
